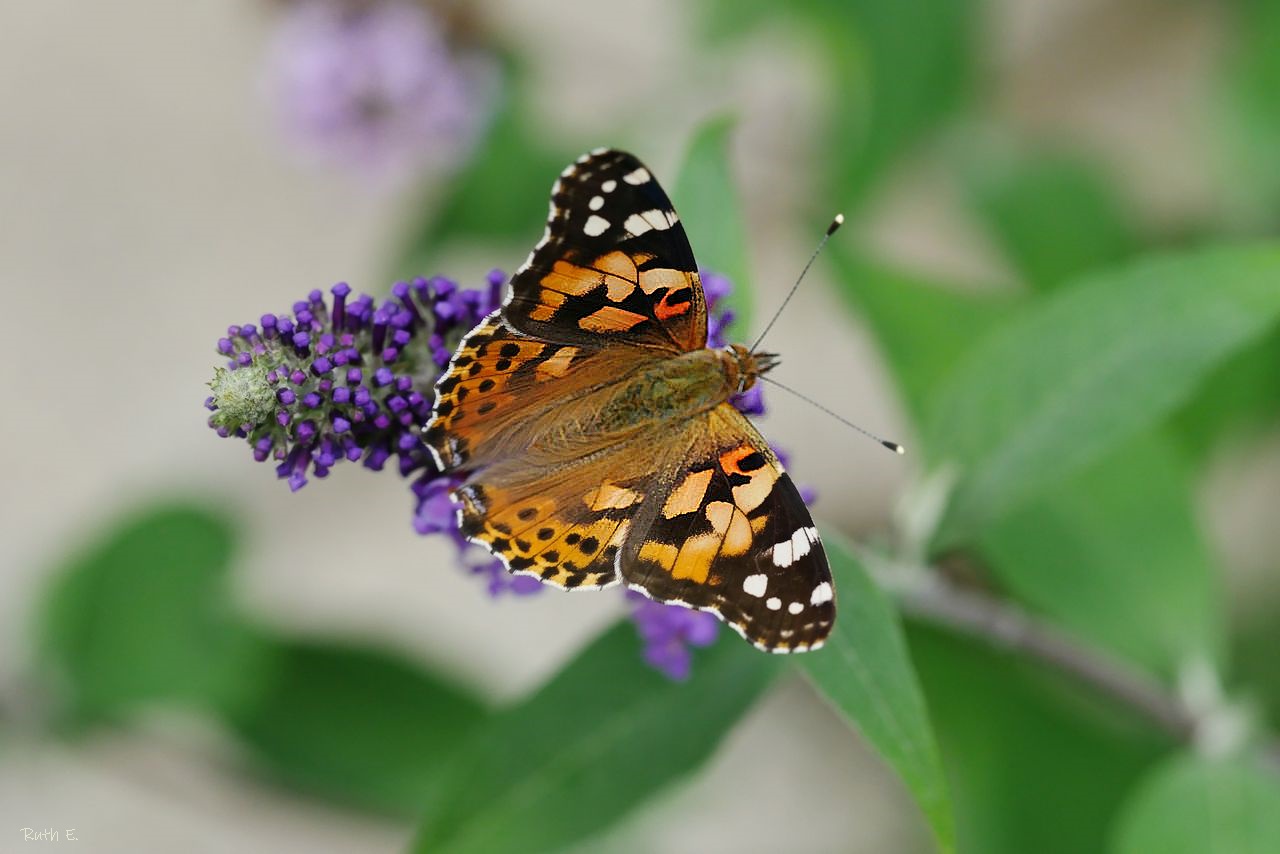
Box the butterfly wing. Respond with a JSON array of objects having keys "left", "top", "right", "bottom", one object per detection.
[
  {"left": 423, "top": 312, "right": 665, "bottom": 471},
  {"left": 621, "top": 404, "right": 835, "bottom": 653},
  {"left": 502, "top": 148, "right": 707, "bottom": 353}
]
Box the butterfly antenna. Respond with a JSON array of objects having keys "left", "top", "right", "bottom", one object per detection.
[
  {"left": 759, "top": 375, "right": 905, "bottom": 455},
  {"left": 749, "top": 214, "right": 844, "bottom": 354}
]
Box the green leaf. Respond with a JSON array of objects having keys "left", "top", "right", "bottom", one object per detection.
[
  {"left": 673, "top": 115, "right": 754, "bottom": 335},
  {"left": 394, "top": 64, "right": 572, "bottom": 273},
  {"left": 1172, "top": 328, "right": 1280, "bottom": 460},
  {"left": 800, "top": 533, "right": 955, "bottom": 853},
  {"left": 1216, "top": 0, "right": 1280, "bottom": 225},
  {"left": 960, "top": 142, "right": 1139, "bottom": 292},
  {"left": 414, "top": 622, "right": 781, "bottom": 853},
  {"left": 818, "top": 0, "right": 977, "bottom": 208},
  {"left": 697, "top": 0, "right": 976, "bottom": 211},
  {"left": 980, "top": 430, "right": 1225, "bottom": 677},
  {"left": 229, "top": 640, "right": 488, "bottom": 815},
  {"left": 927, "top": 244, "right": 1280, "bottom": 545},
  {"left": 909, "top": 621, "right": 1172, "bottom": 854},
  {"left": 828, "top": 245, "right": 1021, "bottom": 423},
  {"left": 36, "top": 501, "right": 266, "bottom": 724},
  {"left": 1113, "top": 754, "right": 1280, "bottom": 854}
]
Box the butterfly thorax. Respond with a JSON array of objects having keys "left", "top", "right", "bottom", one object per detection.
[{"left": 586, "top": 344, "right": 775, "bottom": 435}]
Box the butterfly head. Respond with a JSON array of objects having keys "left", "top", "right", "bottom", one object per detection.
[{"left": 722, "top": 344, "right": 780, "bottom": 396}]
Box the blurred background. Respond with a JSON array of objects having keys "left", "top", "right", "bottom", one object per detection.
[{"left": 3, "top": 1, "right": 1280, "bottom": 852}]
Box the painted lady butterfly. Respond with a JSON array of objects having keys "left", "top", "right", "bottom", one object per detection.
[{"left": 424, "top": 148, "right": 834, "bottom": 653}]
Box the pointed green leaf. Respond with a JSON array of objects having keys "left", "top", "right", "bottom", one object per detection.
[
  {"left": 909, "top": 622, "right": 1171, "bottom": 854},
  {"left": 800, "top": 533, "right": 955, "bottom": 853},
  {"left": 960, "top": 142, "right": 1139, "bottom": 292},
  {"left": 980, "top": 431, "right": 1225, "bottom": 677},
  {"left": 928, "top": 244, "right": 1280, "bottom": 544},
  {"left": 229, "top": 640, "right": 489, "bottom": 815},
  {"left": 414, "top": 622, "right": 781, "bottom": 853},
  {"left": 673, "top": 115, "right": 754, "bottom": 335},
  {"left": 36, "top": 502, "right": 266, "bottom": 724},
  {"left": 1114, "top": 754, "right": 1280, "bottom": 854}
]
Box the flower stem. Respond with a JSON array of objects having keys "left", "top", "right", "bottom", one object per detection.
[{"left": 863, "top": 550, "right": 1280, "bottom": 765}]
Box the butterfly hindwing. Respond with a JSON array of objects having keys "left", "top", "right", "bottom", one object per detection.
[
  {"left": 621, "top": 405, "right": 835, "bottom": 653},
  {"left": 452, "top": 441, "right": 661, "bottom": 591},
  {"left": 503, "top": 149, "right": 707, "bottom": 353}
]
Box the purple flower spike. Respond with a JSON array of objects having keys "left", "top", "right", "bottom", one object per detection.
[{"left": 208, "top": 269, "right": 506, "bottom": 495}]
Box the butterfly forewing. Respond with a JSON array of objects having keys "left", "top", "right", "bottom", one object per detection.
[{"left": 504, "top": 149, "right": 707, "bottom": 353}]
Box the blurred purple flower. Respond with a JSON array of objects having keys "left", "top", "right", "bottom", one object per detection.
[
  {"left": 267, "top": 0, "right": 488, "bottom": 184},
  {"left": 626, "top": 592, "right": 720, "bottom": 681}
]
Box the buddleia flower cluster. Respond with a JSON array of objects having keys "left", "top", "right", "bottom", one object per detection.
[{"left": 205, "top": 270, "right": 801, "bottom": 679}]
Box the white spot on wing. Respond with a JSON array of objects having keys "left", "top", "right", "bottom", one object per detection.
[
  {"left": 743, "top": 573, "right": 768, "bottom": 598},
  {"left": 810, "top": 581, "right": 833, "bottom": 605},
  {"left": 788, "top": 602, "right": 804, "bottom": 615},
  {"left": 772, "top": 526, "right": 819, "bottom": 567},
  {"left": 766, "top": 597, "right": 782, "bottom": 611},
  {"left": 589, "top": 195, "right": 604, "bottom": 211},
  {"left": 601, "top": 179, "right": 617, "bottom": 193},
  {"left": 623, "top": 167, "right": 651, "bottom": 185},
  {"left": 623, "top": 213, "right": 652, "bottom": 236},
  {"left": 583, "top": 215, "right": 610, "bottom": 236}
]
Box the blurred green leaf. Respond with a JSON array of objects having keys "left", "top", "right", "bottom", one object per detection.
[
  {"left": 1113, "top": 754, "right": 1280, "bottom": 854},
  {"left": 800, "top": 533, "right": 955, "bottom": 853},
  {"left": 699, "top": 0, "right": 976, "bottom": 211},
  {"left": 673, "top": 115, "right": 754, "bottom": 335},
  {"left": 229, "top": 640, "right": 488, "bottom": 815},
  {"left": 828, "top": 245, "right": 1021, "bottom": 422},
  {"left": 980, "top": 431, "right": 1225, "bottom": 677},
  {"left": 818, "top": 0, "right": 977, "bottom": 208},
  {"left": 37, "top": 502, "right": 266, "bottom": 724},
  {"left": 1217, "top": 0, "right": 1280, "bottom": 226},
  {"left": 960, "top": 143, "right": 1139, "bottom": 291},
  {"left": 909, "top": 621, "right": 1171, "bottom": 854},
  {"left": 1230, "top": 604, "right": 1280, "bottom": 734},
  {"left": 927, "top": 245, "right": 1280, "bottom": 545},
  {"left": 395, "top": 66, "right": 572, "bottom": 273},
  {"left": 1173, "top": 328, "right": 1280, "bottom": 460},
  {"left": 414, "top": 622, "right": 781, "bottom": 853}
]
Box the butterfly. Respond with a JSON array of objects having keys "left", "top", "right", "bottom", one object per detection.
[{"left": 423, "top": 148, "right": 834, "bottom": 653}]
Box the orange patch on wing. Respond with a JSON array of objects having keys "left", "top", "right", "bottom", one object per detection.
[
  {"left": 529, "top": 288, "right": 565, "bottom": 321},
  {"left": 654, "top": 287, "right": 691, "bottom": 320},
  {"left": 584, "top": 482, "right": 642, "bottom": 510},
  {"left": 640, "top": 541, "right": 679, "bottom": 569},
  {"left": 535, "top": 346, "right": 578, "bottom": 381},
  {"left": 671, "top": 533, "right": 719, "bottom": 583},
  {"left": 720, "top": 445, "right": 778, "bottom": 513},
  {"left": 705, "top": 500, "right": 753, "bottom": 557},
  {"left": 578, "top": 305, "right": 648, "bottom": 333},
  {"left": 638, "top": 267, "right": 691, "bottom": 295},
  {"left": 662, "top": 469, "right": 714, "bottom": 518},
  {"left": 541, "top": 260, "right": 600, "bottom": 296},
  {"left": 591, "top": 251, "right": 640, "bottom": 301}
]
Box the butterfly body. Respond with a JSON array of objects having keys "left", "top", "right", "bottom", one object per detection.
[{"left": 425, "top": 148, "right": 835, "bottom": 653}]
